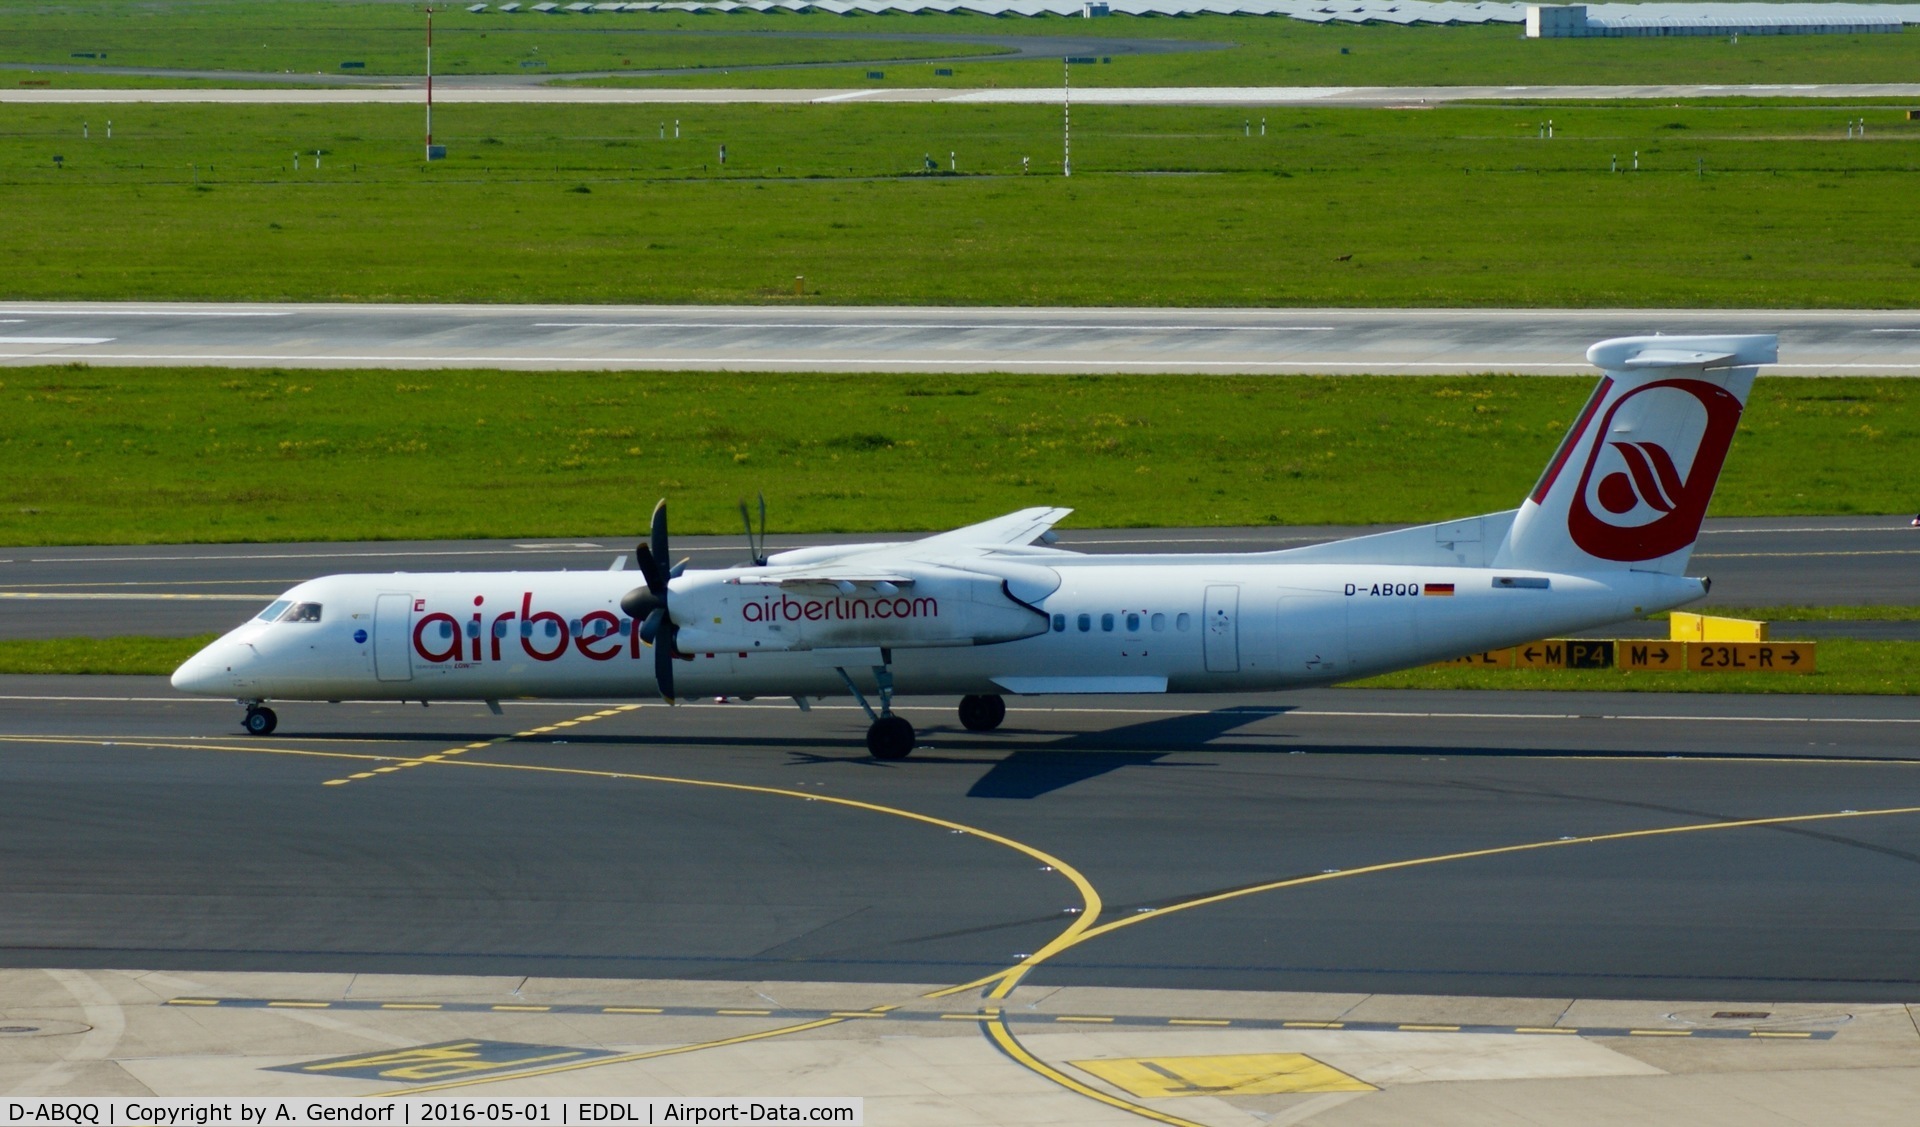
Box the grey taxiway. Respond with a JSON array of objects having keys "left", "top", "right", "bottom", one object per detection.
[
  {"left": 2, "top": 519, "right": 1917, "bottom": 1002},
  {"left": 3, "top": 303, "right": 1919, "bottom": 374}
]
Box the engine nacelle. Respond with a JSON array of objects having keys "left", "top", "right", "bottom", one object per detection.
[{"left": 670, "top": 564, "right": 1052, "bottom": 653}]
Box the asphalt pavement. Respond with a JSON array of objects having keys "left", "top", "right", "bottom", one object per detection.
[
  {"left": 2, "top": 303, "right": 1917, "bottom": 374},
  {"left": 3, "top": 677, "right": 1918, "bottom": 1002}
]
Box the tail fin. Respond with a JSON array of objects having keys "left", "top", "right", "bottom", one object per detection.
[{"left": 1494, "top": 334, "right": 1775, "bottom": 575}]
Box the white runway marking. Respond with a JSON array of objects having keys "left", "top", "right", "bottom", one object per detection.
[
  {"left": 531, "top": 322, "right": 1339, "bottom": 332},
  {"left": 0, "top": 336, "right": 113, "bottom": 345}
]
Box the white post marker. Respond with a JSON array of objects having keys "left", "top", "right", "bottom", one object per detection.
[{"left": 424, "top": 7, "right": 435, "bottom": 161}]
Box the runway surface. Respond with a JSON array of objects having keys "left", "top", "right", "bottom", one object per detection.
[
  {"left": 2, "top": 517, "right": 1913, "bottom": 641},
  {"left": 3, "top": 303, "right": 1918, "bottom": 375},
  {"left": 8, "top": 82, "right": 1920, "bottom": 106},
  {"left": 4, "top": 676, "right": 1920, "bottom": 1003}
]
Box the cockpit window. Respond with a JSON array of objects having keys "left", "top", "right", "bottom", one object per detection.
[
  {"left": 282, "top": 602, "right": 323, "bottom": 623},
  {"left": 256, "top": 600, "right": 291, "bottom": 622}
]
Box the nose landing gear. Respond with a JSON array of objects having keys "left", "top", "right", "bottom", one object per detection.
[
  {"left": 242, "top": 703, "right": 278, "bottom": 736},
  {"left": 835, "top": 654, "right": 916, "bottom": 760},
  {"left": 957, "top": 693, "right": 1006, "bottom": 732}
]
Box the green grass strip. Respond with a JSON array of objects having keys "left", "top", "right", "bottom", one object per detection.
[
  {"left": 1662, "top": 606, "right": 1920, "bottom": 622},
  {"left": 0, "top": 634, "right": 216, "bottom": 676},
  {"left": 1350, "top": 639, "right": 1918, "bottom": 695},
  {"left": 3, "top": 368, "right": 1915, "bottom": 545}
]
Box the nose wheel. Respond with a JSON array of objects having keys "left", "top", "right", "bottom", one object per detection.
[
  {"left": 866, "top": 715, "right": 916, "bottom": 760},
  {"left": 242, "top": 704, "right": 278, "bottom": 736},
  {"left": 957, "top": 693, "right": 1006, "bottom": 732}
]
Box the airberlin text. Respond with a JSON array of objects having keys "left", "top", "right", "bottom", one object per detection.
[
  {"left": 740, "top": 594, "right": 937, "bottom": 624},
  {"left": 412, "top": 593, "right": 635, "bottom": 665}
]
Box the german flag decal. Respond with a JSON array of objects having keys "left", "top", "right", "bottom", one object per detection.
[{"left": 1423, "top": 583, "right": 1455, "bottom": 596}]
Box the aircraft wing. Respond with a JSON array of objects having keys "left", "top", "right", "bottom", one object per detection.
[
  {"left": 908, "top": 506, "right": 1073, "bottom": 550},
  {"left": 762, "top": 507, "right": 1073, "bottom": 570}
]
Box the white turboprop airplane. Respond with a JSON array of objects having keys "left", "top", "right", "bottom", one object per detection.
[{"left": 173, "top": 334, "right": 1775, "bottom": 758}]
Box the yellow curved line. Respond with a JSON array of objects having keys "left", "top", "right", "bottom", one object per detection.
[
  {"left": 982, "top": 1013, "right": 1213, "bottom": 1127},
  {"left": 387, "top": 1017, "right": 852, "bottom": 1096},
  {"left": 972, "top": 802, "right": 1920, "bottom": 1126},
  {"left": 12, "top": 729, "right": 1106, "bottom": 1092},
  {"left": 1063, "top": 804, "right": 1920, "bottom": 950}
]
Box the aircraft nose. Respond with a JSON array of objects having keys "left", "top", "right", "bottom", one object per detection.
[{"left": 170, "top": 643, "right": 236, "bottom": 695}]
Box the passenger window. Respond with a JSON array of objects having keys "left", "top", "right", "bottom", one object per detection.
[
  {"left": 438, "top": 620, "right": 454, "bottom": 640},
  {"left": 494, "top": 621, "right": 509, "bottom": 638},
  {"left": 620, "top": 618, "right": 634, "bottom": 635},
  {"left": 545, "top": 620, "right": 560, "bottom": 638},
  {"left": 1051, "top": 613, "right": 1066, "bottom": 632},
  {"left": 1100, "top": 613, "right": 1115, "bottom": 632},
  {"left": 1151, "top": 612, "right": 1166, "bottom": 632},
  {"left": 568, "top": 619, "right": 582, "bottom": 635},
  {"left": 1176, "top": 613, "right": 1192, "bottom": 631},
  {"left": 466, "top": 620, "right": 480, "bottom": 638},
  {"left": 283, "top": 602, "right": 322, "bottom": 623},
  {"left": 1076, "top": 613, "right": 1092, "bottom": 633},
  {"left": 1125, "top": 612, "right": 1140, "bottom": 632},
  {"left": 520, "top": 622, "right": 533, "bottom": 638},
  {"left": 255, "top": 600, "right": 291, "bottom": 622}
]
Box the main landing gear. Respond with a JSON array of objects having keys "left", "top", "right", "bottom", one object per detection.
[
  {"left": 242, "top": 703, "right": 278, "bottom": 736},
  {"left": 835, "top": 654, "right": 916, "bottom": 760},
  {"left": 957, "top": 693, "right": 1006, "bottom": 732}
]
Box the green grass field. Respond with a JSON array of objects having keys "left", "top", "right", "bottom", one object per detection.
[
  {"left": 8, "top": 0, "right": 1920, "bottom": 87},
  {"left": 6, "top": 102, "right": 1920, "bottom": 306},
  {"left": 1353, "top": 640, "right": 1919, "bottom": 694},
  {"left": 2, "top": 367, "right": 1912, "bottom": 546}
]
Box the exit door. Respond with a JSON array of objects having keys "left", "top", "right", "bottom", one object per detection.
[
  {"left": 1203, "top": 585, "right": 1240, "bottom": 673},
  {"left": 374, "top": 593, "right": 413, "bottom": 682}
]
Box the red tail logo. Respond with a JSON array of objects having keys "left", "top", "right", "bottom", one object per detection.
[{"left": 1566, "top": 379, "right": 1743, "bottom": 561}]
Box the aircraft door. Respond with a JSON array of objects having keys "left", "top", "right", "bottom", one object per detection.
[
  {"left": 1203, "top": 584, "right": 1240, "bottom": 673},
  {"left": 374, "top": 593, "right": 413, "bottom": 682}
]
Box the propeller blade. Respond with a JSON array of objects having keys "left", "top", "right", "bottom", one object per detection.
[
  {"left": 756, "top": 492, "right": 769, "bottom": 565},
  {"left": 649, "top": 499, "right": 669, "bottom": 578},
  {"left": 640, "top": 606, "right": 665, "bottom": 645},
  {"left": 654, "top": 623, "right": 677, "bottom": 703},
  {"left": 633, "top": 543, "right": 668, "bottom": 598},
  {"left": 669, "top": 557, "right": 689, "bottom": 580}
]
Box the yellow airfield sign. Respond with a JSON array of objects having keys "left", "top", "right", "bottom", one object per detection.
[{"left": 1689, "top": 642, "right": 1817, "bottom": 674}]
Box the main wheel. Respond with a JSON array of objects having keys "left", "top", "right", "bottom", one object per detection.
[
  {"left": 243, "top": 706, "right": 278, "bottom": 736},
  {"left": 957, "top": 693, "right": 1007, "bottom": 732},
  {"left": 866, "top": 715, "right": 916, "bottom": 760}
]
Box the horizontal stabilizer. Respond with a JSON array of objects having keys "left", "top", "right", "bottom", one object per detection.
[
  {"left": 1621, "top": 349, "right": 1738, "bottom": 369},
  {"left": 1587, "top": 335, "right": 1777, "bottom": 371}
]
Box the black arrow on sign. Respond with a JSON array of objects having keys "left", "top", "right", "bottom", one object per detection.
[
  {"left": 1785, "top": 650, "right": 1801, "bottom": 665},
  {"left": 1523, "top": 647, "right": 1540, "bottom": 662},
  {"left": 1654, "top": 648, "right": 1670, "bottom": 662}
]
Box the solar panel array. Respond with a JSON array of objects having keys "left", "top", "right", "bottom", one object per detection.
[{"left": 463, "top": 0, "right": 1920, "bottom": 24}]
